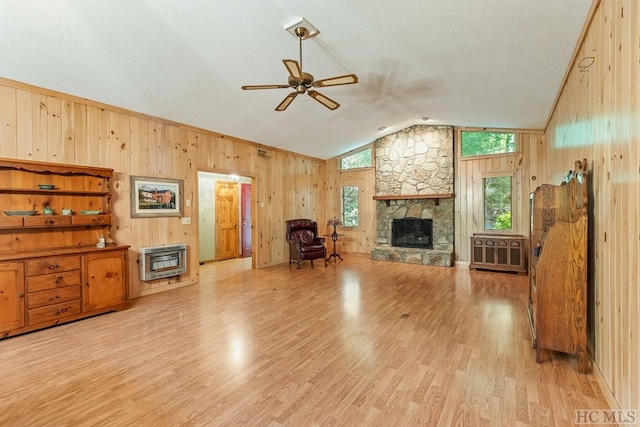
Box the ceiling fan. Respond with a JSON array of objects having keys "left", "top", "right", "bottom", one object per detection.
[{"left": 241, "top": 26, "right": 358, "bottom": 111}]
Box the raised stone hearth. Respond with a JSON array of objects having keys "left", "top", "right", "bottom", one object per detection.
[
  {"left": 371, "top": 125, "right": 454, "bottom": 267},
  {"left": 370, "top": 245, "right": 452, "bottom": 267}
]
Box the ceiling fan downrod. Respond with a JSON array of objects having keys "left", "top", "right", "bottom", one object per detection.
[{"left": 295, "top": 27, "right": 307, "bottom": 73}]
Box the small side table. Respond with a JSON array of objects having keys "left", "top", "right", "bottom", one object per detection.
[{"left": 324, "top": 232, "right": 344, "bottom": 263}]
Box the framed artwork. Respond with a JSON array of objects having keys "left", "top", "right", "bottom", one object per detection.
[{"left": 130, "top": 175, "right": 183, "bottom": 218}]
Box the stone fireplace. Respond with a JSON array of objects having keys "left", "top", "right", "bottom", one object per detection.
[{"left": 370, "top": 125, "right": 454, "bottom": 267}]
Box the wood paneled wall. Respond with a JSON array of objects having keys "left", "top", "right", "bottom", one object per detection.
[
  {"left": 454, "top": 129, "right": 544, "bottom": 263},
  {"left": 324, "top": 147, "right": 377, "bottom": 254},
  {"left": 543, "top": 0, "right": 639, "bottom": 412},
  {"left": 0, "top": 78, "right": 326, "bottom": 298},
  {"left": 325, "top": 127, "right": 545, "bottom": 263},
  {"left": 326, "top": 131, "right": 545, "bottom": 262}
]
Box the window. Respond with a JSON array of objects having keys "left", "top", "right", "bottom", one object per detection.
[
  {"left": 341, "top": 185, "right": 359, "bottom": 227},
  {"left": 461, "top": 131, "right": 516, "bottom": 157},
  {"left": 483, "top": 175, "right": 512, "bottom": 230},
  {"left": 339, "top": 147, "right": 372, "bottom": 170}
]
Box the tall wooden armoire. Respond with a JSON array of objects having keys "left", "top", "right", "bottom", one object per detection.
[{"left": 527, "top": 158, "right": 589, "bottom": 373}]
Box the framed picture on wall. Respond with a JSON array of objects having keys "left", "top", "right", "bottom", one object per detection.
[{"left": 130, "top": 176, "right": 183, "bottom": 218}]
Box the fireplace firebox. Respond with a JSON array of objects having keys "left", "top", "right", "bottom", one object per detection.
[{"left": 392, "top": 218, "right": 433, "bottom": 249}]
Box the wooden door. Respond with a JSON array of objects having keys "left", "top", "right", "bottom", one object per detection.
[
  {"left": 241, "top": 183, "right": 252, "bottom": 258},
  {"left": 216, "top": 181, "right": 239, "bottom": 260},
  {"left": 83, "top": 250, "right": 127, "bottom": 312},
  {"left": 0, "top": 261, "right": 25, "bottom": 334}
]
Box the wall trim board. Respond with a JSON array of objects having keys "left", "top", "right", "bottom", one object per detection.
[{"left": 543, "top": 0, "right": 602, "bottom": 132}]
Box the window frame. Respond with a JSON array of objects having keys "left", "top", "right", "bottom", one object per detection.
[
  {"left": 459, "top": 130, "right": 518, "bottom": 160},
  {"left": 340, "top": 184, "right": 360, "bottom": 228},
  {"left": 482, "top": 172, "right": 515, "bottom": 232},
  {"left": 338, "top": 146, "right": 373, "bottom": 171}
]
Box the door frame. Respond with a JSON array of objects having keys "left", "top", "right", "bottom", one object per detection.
[
  {"left": 196, "top": 168, "right": 257, "bottom": 269},
  {"left": 241, "top": 182, "right": 252, "bottom": 258}
]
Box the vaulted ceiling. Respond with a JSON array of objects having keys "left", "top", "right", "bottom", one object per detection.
[{"left": 0, "top": 1, "right": 592, "bottom": 159}]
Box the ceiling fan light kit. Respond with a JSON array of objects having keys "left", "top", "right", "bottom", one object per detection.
[{"left": 241, "top": 19, "right": 358, "bottom": 111}]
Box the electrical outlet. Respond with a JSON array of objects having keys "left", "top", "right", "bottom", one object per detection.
[{"left": 181, "top": 217, "right": 191, "bottom": 224}]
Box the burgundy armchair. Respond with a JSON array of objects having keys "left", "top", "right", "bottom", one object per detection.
[{"left": 286, "top": 219, "right": 327, "bottom": 269}]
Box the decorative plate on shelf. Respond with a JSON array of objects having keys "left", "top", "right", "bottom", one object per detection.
[
  {"left": 80, "top": 210, "right": 102, "bottom": 215},
  {"left": 37, "top": 184, "right": 55, "bottom": 190},
  {"left": 4, "top": 210, "right": 37, "bottom": 216}
]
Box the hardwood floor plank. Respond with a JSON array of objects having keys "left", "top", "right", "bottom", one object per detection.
[{"left": 0, "top": 255, "right": 611, "bottom": 426}]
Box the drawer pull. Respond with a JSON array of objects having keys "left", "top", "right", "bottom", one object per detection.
[
  {"left": 48, "top": 264, "right": 59, "bottom": 270},
  {"left": 54, "top": 276, "right": 64, "bottom": 284},
  {"left": 45, "top": 219, "right": 55, "bottom": 225},
  {"left": 54, "top": 308, "right": 69, "bottom": 315}
]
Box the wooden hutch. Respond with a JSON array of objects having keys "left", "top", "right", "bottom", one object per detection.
[
  {"left": 527, "top": 158, "right": 589, "bottom": 373},
  {"left": 0, "top": 158, "right": 129, "bottom": 339}
]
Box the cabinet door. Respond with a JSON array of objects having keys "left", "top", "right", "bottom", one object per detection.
[
  {"left": 0, "top": 262, "right": 25, "bottom": 335},
  {"left": 83, "top": 250, "right": 127, "bottom": 312}
]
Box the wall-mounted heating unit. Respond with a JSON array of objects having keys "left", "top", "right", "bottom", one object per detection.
[{"left": 139, "top": 243, "right": 187, "bottom": 281}]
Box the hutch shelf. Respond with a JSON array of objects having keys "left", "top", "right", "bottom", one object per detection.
[{"left": 0, "top": 158, "right": 129, "bottom": 339}]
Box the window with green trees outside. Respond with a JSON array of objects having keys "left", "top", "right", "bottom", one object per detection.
[
  {"left": 341, "top": 185, "right": 359, "bottom": 227},
  {"left": 339, "top": 148, "right": 372, "bottom": 170},
  {"left": 484, "top": 175, "right": 512, "bottom": 230},
  {"left": 461, "top": 131, "right": 516, "bottom": 157}
]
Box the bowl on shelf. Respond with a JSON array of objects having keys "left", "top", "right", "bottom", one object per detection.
[
  {"left": 37, "top": 184, "right": 55, "bottom": 190},
  {"left": 4, "top": 210, "right": 37, "bottom": 216},
  {"left": 80, "top": 210, "right": 102, "bottom": 215}
]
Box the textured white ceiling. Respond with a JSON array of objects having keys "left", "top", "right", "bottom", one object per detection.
[{"left": 0, "top": 0, "right": 592, "bottom": 160}]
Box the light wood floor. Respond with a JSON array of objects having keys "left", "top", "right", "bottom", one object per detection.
[{"left": 0, "top": 255, "right": 610, "bottom": 426}]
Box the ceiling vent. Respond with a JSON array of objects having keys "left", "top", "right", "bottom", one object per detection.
[{"left": 257, "top": 148, "right": 272, "bottom": 158}]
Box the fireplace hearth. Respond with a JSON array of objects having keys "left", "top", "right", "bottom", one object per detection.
[{"left": 392, "top": 218, "right": 433, "bottom": 249}]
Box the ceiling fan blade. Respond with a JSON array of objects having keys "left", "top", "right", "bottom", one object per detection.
[
  {"left": 282, "top": 59, "right": 302, "bottom": 80},
  {"left": 241, "top": 84, "right": 290, "bottom": 90},
  {"left": 307, "top": 90, "right": 340, "bottom": 110},
  {"left": 313, "top": 74, "right": 358, "bottom": 87},
  {"left": 275, "top": 92, "right": 298, "bottom": 111}
]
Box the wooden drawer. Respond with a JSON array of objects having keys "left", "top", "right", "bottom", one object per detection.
[
  {"left": 27, "top": 270, "right": 82, "bottom": 292},
  {"left": 27, "top": 285, "right": 82, "bottom": 309},
  {"left": 28, "top": 300, "right": 82, "bottom": 325},
  {"left": 71, "top": 214, "right": 111, "bottom": 226},
  {"left": 23, "top": 215, "right": 72, "bottom": 227},
  {"left": 0, "top": 216, "right": 24, "bottom": 228},
  {"left": 25, "top": 256, "right": 81, "bottom": 277}
]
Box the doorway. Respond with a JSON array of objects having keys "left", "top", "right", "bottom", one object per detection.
[{"left": 197, "top": 172, "right": 252, "bottom": 264}]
